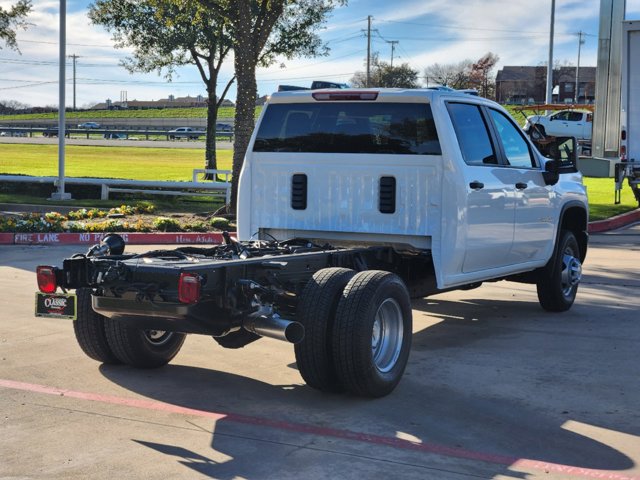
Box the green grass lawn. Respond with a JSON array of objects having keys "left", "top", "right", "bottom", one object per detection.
[
  {"left": 0, "top": 144, "right": 232, "bottom": 181},
  {"left": 0, "top": 106, "right": 263, "bottom": 121},
  {"left": 583, "top": 176, "right": 638, "bottom": 221},
  {"left": 0, "top": 144, "right": 637, "bottom": 220}
]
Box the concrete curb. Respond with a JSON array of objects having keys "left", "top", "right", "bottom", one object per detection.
[
  {"left": 0, "top": 232, "right": 231, "bottom": 246},
  {"left": 1, "top": 210, "right": 639, "bottom": 246},
  {"left": 587, "top": 208, "right": 640, "bottom": 233}
]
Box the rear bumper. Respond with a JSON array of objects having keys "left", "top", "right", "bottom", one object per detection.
[{"left": 91, "top": 295, "right": 233, "bottom": 335}]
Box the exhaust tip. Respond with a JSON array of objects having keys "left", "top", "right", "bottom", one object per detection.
[{"left": 284, "top": 322, "right": 305, "bottom": 344}]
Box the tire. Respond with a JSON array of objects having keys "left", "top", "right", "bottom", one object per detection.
[
  {"left": 332, "top": 270, "right": 412, "bottom": 398},
  {"left": 294, "top": 267, "right": 356, "bottom": 392},
  {"left": 537, "top": 230, "right": 582, "bottom": 312},
  {"left": 105, "top": 320, "right": 186, "bottom": 368},
  {"left": 530, "top": 124, "right": 546, "bottom": 140},
  {"left": 72, "top": 289, "right": 121, "bottom": 364}
]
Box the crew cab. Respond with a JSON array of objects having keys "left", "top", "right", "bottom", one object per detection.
[
  {"left": 36, "top": 89, "right": 588, "bottom": 398},
  {"left": 524, "top": 109, "right": 593, "bottom": 140}
]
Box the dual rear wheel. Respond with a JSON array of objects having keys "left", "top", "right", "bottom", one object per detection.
[
  {"left": 73, "top": 289, "right": 185, "bottom": 368},
  {"left": 295, "top": 268, "right": 413, "bottom": 398}
]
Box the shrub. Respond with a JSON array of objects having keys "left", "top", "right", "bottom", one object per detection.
[
  {"left": 134, "top": 201, "right": 156, "bottom": 214},
  {"left": 153, "top": 217, "right": 182, "bottom": 232},
  {"left": 210, "top": 217, "right": 230, "bottom": 230}
]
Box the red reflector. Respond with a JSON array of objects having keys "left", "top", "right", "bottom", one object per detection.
[
  {"left": 312, "top": 91, "right": 378, "bottom": 101},
  {"left": 178, "top": 273, "right": 201, "bottom": 304},
  {"left": 37, "top": 266, "right": 57, "bottom": 293}
]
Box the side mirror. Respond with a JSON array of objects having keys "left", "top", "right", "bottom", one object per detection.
[
  {"left": 530, "top": 136, "right": 578, "bottom": 176},
  {"left": 543, "top": 159, "right": 560, "bottom": 186}
]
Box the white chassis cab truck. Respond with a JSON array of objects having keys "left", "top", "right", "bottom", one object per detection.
[{"left": 36, "top": 89, "right": 588, "bottom": 398}]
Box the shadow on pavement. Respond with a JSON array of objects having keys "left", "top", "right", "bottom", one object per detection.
[{"left": 99, "top": 290, "right": 638, "bottom": 479}]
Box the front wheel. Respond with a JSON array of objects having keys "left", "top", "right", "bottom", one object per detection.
[
  {"left": 105, "top": 321, "right": 186, "bottom": 368},
  {"left": 537, "top": 230, "right": 582, "bottom": 312},
  {"left": 332, "top": 271, "right": 412, "bottom": 397}
]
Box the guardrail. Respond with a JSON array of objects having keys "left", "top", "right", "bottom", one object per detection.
[
  {"left": 0, "top": 126, "right": 233, "bottom": 141},
  {"left": 0, "top": 169, "right": 232, "bottom": 203}
]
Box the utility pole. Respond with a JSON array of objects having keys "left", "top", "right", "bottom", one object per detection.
[
  {"left": 68, "top": 54, "right": 80, "bottom": 111},
  {"left": 546, "top": 0, "right": 555, "bottom": 106},
  {"left": 574, "top": 31, "right": 585, "bottom": 103},
  {"left": 366, "top": 15, "right": 372, "bottom": 87},
  {"left": 387, "top": 40, "right": 399, "bottom": 67}
]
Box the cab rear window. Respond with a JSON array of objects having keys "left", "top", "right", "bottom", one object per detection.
[{"left": 253, "top": 102, "right": 441, "bottom": 155}]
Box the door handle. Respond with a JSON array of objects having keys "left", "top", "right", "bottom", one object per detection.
[
  {"left": 515, "top": 182, "right": 528, "bottom": 190},
  {"left": 469, "top": 181, "right": 484, "bottom": 190}
]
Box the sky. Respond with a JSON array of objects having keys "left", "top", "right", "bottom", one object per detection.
[{"left": 1, "top": 0, "right": 640, "bottom": 108}]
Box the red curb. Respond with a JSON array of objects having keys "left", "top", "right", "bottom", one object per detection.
[
  {"left": 588, "top": 209, "right": 640, "bottom": 233},
  {"left": 0, "top": 233, "right": 14, "bottom": 244},
  {"left": 11, "top": 232, "right": 231, "bottom": 245}
]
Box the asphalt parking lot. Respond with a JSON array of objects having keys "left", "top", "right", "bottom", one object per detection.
[{"left": 1, "top": 228, "right": 639, "bottom": 480}]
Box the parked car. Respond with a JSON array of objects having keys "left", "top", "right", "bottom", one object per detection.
[
  {"left": 524, "top": 110, "right": 593, "bottom": 141},
  {"left": 103, "top": 133, "right": 127, "bottom": 140},
  {"left": 78, "top": 122, "right": 101, "bottom": 129},
  {"left": 168, "top": 127, "right": 203, "bottom": 140}
]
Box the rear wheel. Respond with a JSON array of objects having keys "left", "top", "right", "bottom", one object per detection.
[
  {"left": 332, "top": 271, "right": 412, "bottom": 397},
  {"left": 537, "top": 230, "right": 582, "bottom": 312},
  {"left": 72, "top": 289, "right": 120, "bottom": 364},
  {"left": 294, "top": 267, "right": 356, "bottom": 392},
  {"left": 105, "top": 321, "right": 186, "bottom": 368}
]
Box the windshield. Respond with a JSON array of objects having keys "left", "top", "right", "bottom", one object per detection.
[{"left": 254, "top": 102, "right": 441, "bottom": 155}]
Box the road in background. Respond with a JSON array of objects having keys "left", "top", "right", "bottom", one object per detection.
[
  {"left": 0, "top": 136, "right": 233, "bottom": 149},
  {"left": 0, "top": 228, "right": 639, "bottom": 480}
]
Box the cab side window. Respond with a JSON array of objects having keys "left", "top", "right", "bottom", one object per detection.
[
  {"left": 488, "top": 109, "right": 535, "bottom": 168},
  {"left": 447, "top": 103, "right": 498, "bottom": 166}
]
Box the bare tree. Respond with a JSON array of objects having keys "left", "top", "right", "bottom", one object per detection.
[{"left": 423, "top": 60, "right": 472, "bottom": 89}]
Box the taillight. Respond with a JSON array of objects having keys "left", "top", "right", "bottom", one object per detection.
[
  {"left": 312, "top": 91, "right": 378, "bottom": 101},
  {"left": 178, "top": 273, "right": 201, "bottom": 304},
  {"left": 621, "top": 129, "right": 627, "bottom": 141},
  {"left": 37, "top": 266, "right": 57, "bottom": 293}
]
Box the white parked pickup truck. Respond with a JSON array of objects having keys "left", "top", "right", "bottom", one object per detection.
[
  {"left": 36, "top": 89, "right": 589, "bottom": 398},
  {"left": 523, "top": 109, "right": 593, "bottom": 141}
]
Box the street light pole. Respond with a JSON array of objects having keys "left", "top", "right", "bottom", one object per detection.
[
  {"left": 51, "top": 0, "right": 71, "bottom": 200},
  {"left": 574, "top": 31, "right": 585, "bottom": 103},
  {"left": 545, "top": 0, "right": 556, "bottom": 106}
]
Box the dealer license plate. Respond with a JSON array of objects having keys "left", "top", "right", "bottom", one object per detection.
[{"left": 35, "top": 292, "right": 77, "bottom": 320}]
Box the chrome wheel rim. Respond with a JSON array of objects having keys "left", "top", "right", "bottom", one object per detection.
[
  {"left": 560, "top": 248, "right": 582, "bottom": 298},
  {"left": 144, "top": 330, "right": 173, "bottom": 346},
  {"left": 371, "top": 298, "right": 404, "bottom": 373}
]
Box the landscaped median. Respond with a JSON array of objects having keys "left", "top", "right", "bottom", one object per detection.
[
  {"left": 0, "top": 203, "right": 236, "bottom": 245},
  {"left": 0, "top": 231, "right": 232, "bottom": 245}
]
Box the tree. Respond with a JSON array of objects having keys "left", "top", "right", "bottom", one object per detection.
[
  {"left": 469, "top": 52, "right": 499, "bottom": 99},
  {"left": 0, "top": 0, "right": 31, "bottom": 51},
  {"left": 351, "top": 56, "right": 419, "bottom": 88},
  {"left": 423, "top": 60, "right": 472, "bottom": 89},
  {"left": 200, "top": 0, "right": 345, "bottom": 213},
  {"left": 89, "top": 0, "right": 234, "bottom": 174}
]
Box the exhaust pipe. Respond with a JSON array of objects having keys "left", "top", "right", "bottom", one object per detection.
[{"left": 243, "top": 314, "right": 305, "bottom": 344}]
